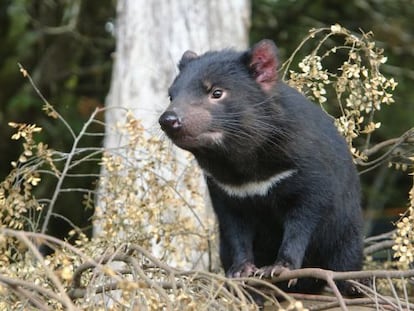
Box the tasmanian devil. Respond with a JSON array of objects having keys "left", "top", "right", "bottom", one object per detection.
[{"left": 159, "top": 40, "right": 364, "bottom": 295}]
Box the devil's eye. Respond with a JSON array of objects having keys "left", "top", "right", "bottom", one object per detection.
[{"left": 211, "top": 89, "right": 223, "bottom": 99}]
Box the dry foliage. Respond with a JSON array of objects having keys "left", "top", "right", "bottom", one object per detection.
[
  {"left": 0, "top": 25, "right": 413, "bottom": 310},
  {"left": 393, "top": 169, "right": 414, "bottom": 267},
  {"left": 95, "top": 111, "right": 215, "bottom": 269},
  {"left": 284, "top": 24, "right": 398, "bottom": 160}
]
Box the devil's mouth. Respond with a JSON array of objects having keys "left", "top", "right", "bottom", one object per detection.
[{"left": 169, "top": 131, "right": 223, "bottom": 149}]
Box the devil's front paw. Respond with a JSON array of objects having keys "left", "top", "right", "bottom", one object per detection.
[
  {"left": 226, "top": 261, "right": 258, "bottom": 278},
  {"left": 255, "top": 264, "right": 290, "bottom": 279},
  {"left": 255, "top": 261, "right": 297, "bottom": 287}
]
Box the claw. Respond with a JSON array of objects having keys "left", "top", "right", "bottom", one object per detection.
[
  {"left": 288, "top": 278, "right": 298, "bottom": 288},
  {"left": 227, "top": 261, "right": 258, "bottom": 278},
  {"left": 254, "top": 270, "right": 265, "bottom": 279},
  {"left": 255, "top": 264, "right": 290, "bottom": 279}
]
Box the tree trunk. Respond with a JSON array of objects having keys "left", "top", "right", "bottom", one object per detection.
[{"left": 97, "top": 0, "right": 250, "bottom": 270}]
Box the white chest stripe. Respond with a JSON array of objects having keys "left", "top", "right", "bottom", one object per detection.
[{"left": 214, "top": 169, "right": 297, "bottom": 198}]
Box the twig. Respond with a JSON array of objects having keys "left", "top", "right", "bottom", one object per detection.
[
  {"left": 18, "top": 63, "right": 76, "bottom": 140},
  {"left": 12, "top": 286, "right": 53, "bottom": 311},
  {"left": 14, "top": 231, "right": 78, "bottom": 311},
  {"left": 402, "top": 277, "right": 411, "bottom": 311},
  {"left": 265, "top": 267, "right": 414, "bottom": 283},
  {"left": 362, "top": 128, "right": 414, "bottom": 158},
  {"left": 357, "top": 127, "right": 414, "bottom": 173},
  {"left": 365, "top": 230, "right": 395, "bottom": 243},
  {"left": 364, "top": 240, "right": 395, "bottom": 256},
  {"left": 352, "top": 279, "right": 414, "bottom": 310},
  {"left": 0, "top": 274, "right": 68, "bottom": 310},
  {"left": 2, "top": 229, "right": 124, "bottom": 284},
  {"left": 325, "top": 275, "right": 347, "bottom": 311},
  {"left": 71, "top": 253, "right": 130, "bottom": 289},
  {"left": 388, "top": 277, "right": 402, "bottom": 310},
  {"left": 126, "top": 255, "right": 174, "bottom": 310},
  {"left": 40, "top": 107, "right": 103, "bottom": 234}
]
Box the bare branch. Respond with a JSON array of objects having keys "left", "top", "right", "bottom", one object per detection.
[
  {"left": 362, "top": 128, "right": 414, "bottom": 158},
  {"left": 0, "top": 274, "right": 73, "bottom": 311}
]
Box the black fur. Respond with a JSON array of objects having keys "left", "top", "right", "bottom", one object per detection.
[{"left": 159, "top": 40, "right": 364, "bottom": 295}]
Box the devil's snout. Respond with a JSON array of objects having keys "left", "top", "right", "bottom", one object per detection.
[{"left": 159, "top": 111, "right": 183, "bottom": 135}]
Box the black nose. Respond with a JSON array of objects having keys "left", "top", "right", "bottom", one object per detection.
[{"left": 159, "top": 111, "right": 183, "bottom": 134}]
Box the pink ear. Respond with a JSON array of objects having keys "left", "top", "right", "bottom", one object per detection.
[{"left": 249, "top": 40, "right": 279, "bottom": 92}]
